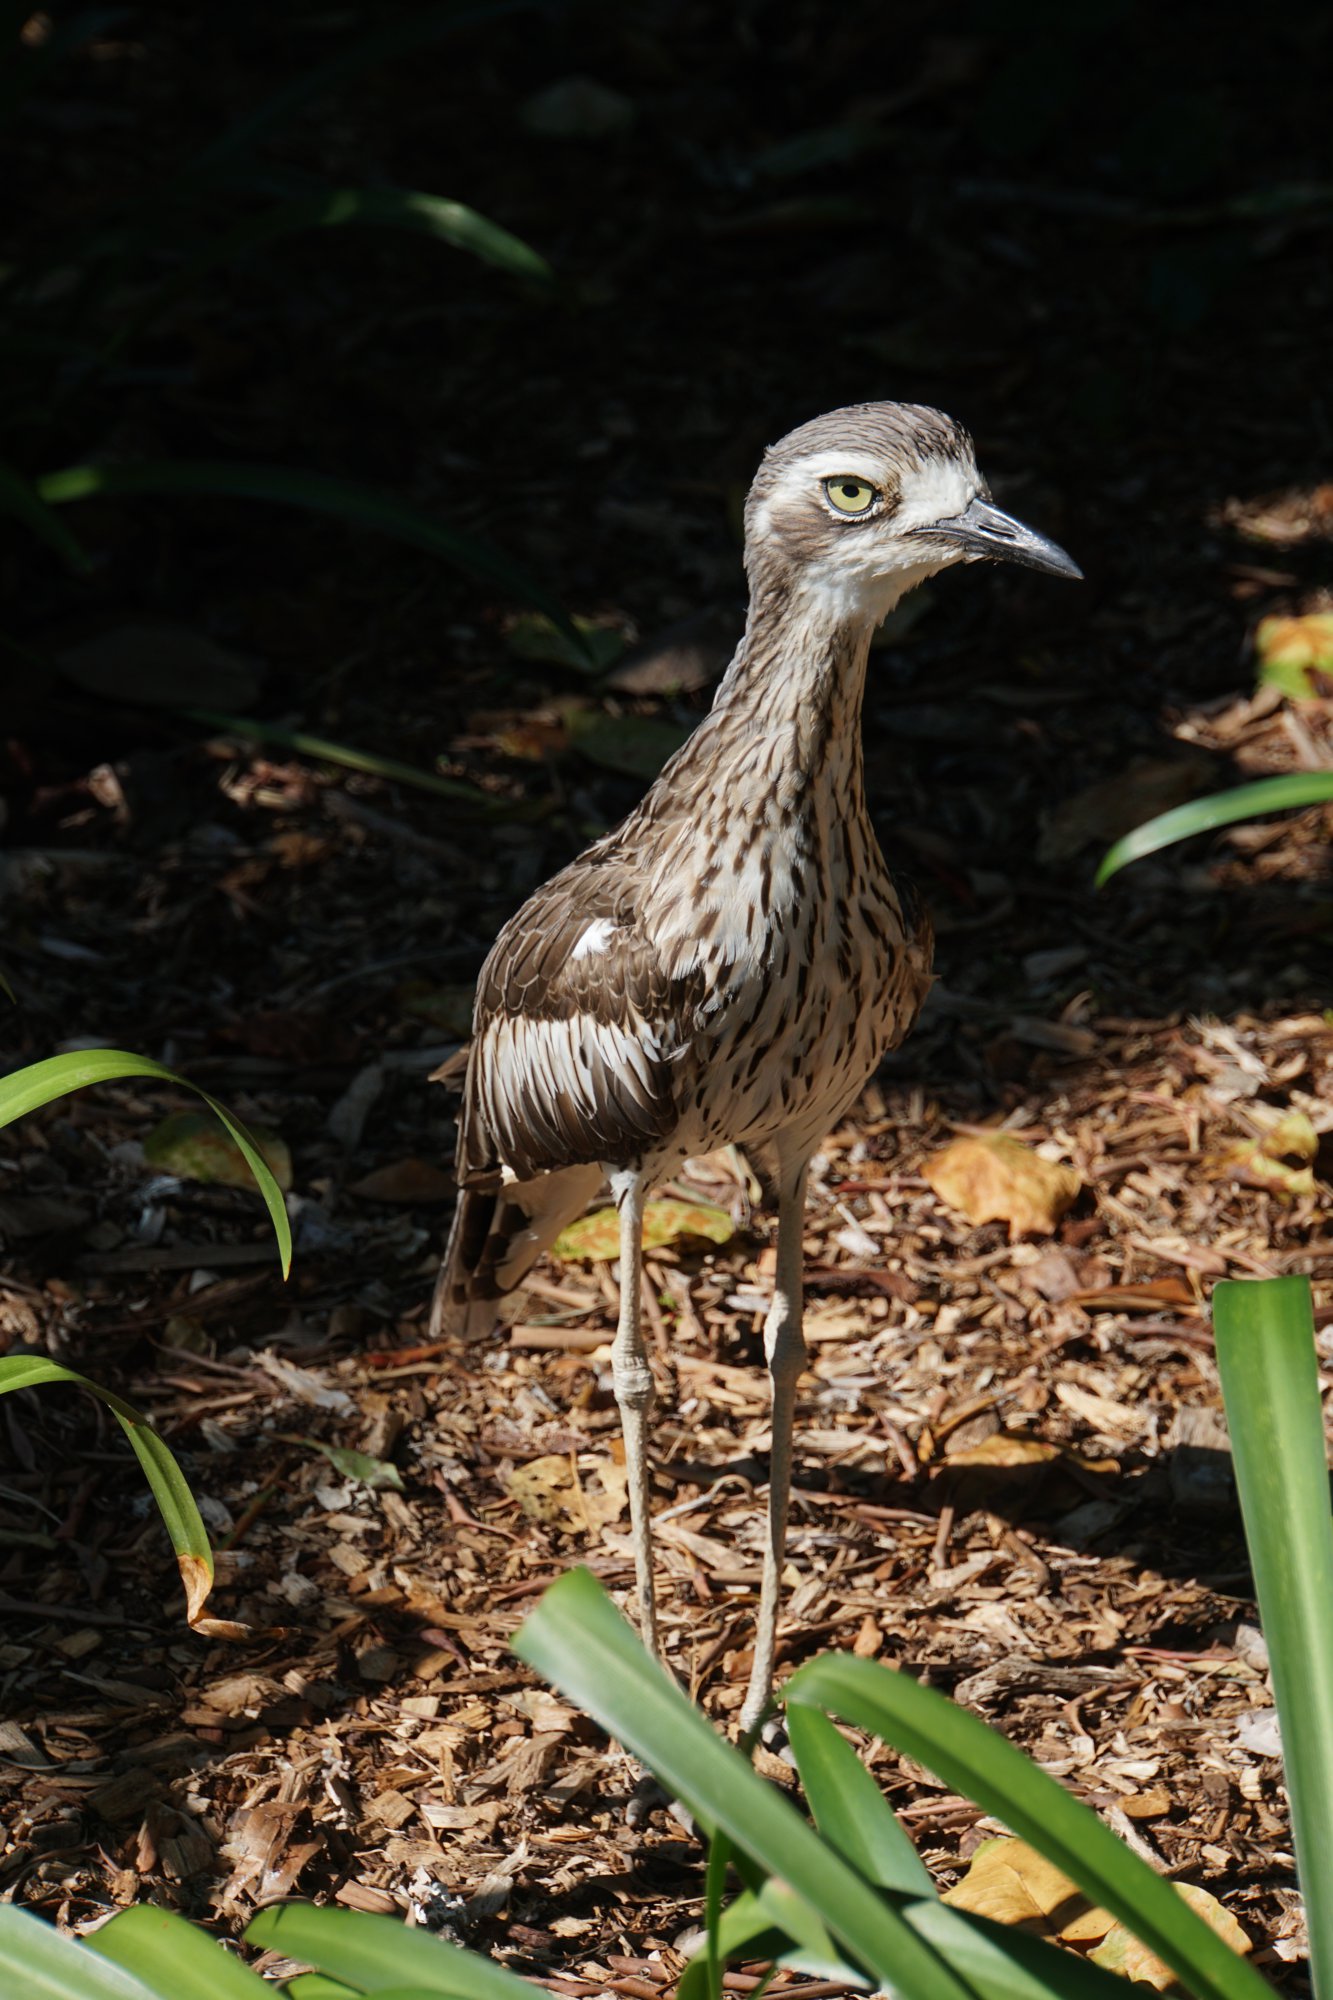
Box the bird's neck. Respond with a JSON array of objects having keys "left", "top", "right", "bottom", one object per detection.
[{"left": 707, "top": 572, "right": 880, "bottom": 799}]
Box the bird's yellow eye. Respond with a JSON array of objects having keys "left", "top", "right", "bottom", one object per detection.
[{"left": 824, "top": 476, "right": 878, "bottom": 515}]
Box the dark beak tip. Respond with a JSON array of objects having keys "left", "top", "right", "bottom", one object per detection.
[{"left": 935, "top": 496, "right": 1082, "bottom": 584}]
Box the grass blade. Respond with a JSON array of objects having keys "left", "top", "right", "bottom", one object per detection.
[
  {"left": 1096, "top": 774, "right": 1333, "bottom": 884},
  {"left": 0, "top": 1905, "right": 159, "bottom": 2000},
  {"left": 0, "top": 460, "right": 93, "bottom": 571},
  {"left": 785, "top": 1702, "right": 933, "bottom": 1896},
  {"left": 0, "top": 1048, "right": 291, "bottom": 1276},
  {"left": 516, "top": 1568, "right": 993, "bottom": 2000},
  {"left": 0, "top": 1355, "right": 215, "bottom": 1627},
  {"left": 1214, "top": 1275, "right": 1333, "bottom": 2000},
  {"left": 182, "top": 709, "right": 492, "bottom": 805},
  {"left": 88, "top": 1906, "right": 270, "bottom": 1998},
  {"left": 244, "top": 1905, "right": 536, "bottom": 2000},
  {"left": 35, "top": 459, "right": 585, "bottom": 649},
  {"left": 786, "top": 1654, "right": 1269, "bottom": 2000},
  {"left": 108, "top": 186, "right": 550, "bottom": 360}
]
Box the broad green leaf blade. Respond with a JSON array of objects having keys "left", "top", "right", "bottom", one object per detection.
[
  {"left": 88, "top": 1905, "right": 271, "bottom": 1998},
  {"left": 35, "top": 459, "right": 583, "bottom": 650},
  {"left": 244, "top": 1907, "right": 535, "bottom": 2000},
  {"left": 282, "top": 1979, "right": 361, "bottom": 2000},
  {"left": 515, "top": 1569, "right": 980, "bottom": 2000},
  {"left": 182, "top": 709, "right": 490, "bottom": 805},
  {"left": 0, "top": 1049, "right": 291, "bottom": 1276},
  {"left": 1215, "top": 1275, "right": 1333, "bottom": 2000},
  {"left": 785, "top": 1702, "right": 933, "bottom": 1895},
  {"left": 0, "top": 1905, "right": 160, "bottom": 2000},
  {"left": 0, "top": 460, "right": 93, "bottom": 571},
  {"left": 677, "top": 1890, "right": 868, "bottom": 2000},
  {"left": 906, "top": 1902, "right": 1148, "bottom": 2000},
  {"left": 0, "top": 1356, "right": 214, "bottom": 1627},
  {"left": 785, "top": 1655, "right": 1269, "bottom": 2000},
  {"left": 1096, "top": 774, "right": 1333, "bottom": 884},
  {"left": 186, "top": 184, "right": 550, "bottom": 282},
  {"left": 679, "top": 1887, "right": 1133, "bottom": 2000}
]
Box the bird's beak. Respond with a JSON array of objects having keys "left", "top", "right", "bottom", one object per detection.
[{"left": 930, "top": 495, "right": 1083, "bottom": 580}]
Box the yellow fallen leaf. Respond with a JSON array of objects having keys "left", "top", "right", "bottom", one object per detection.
[
  {"left": 505, "top": 1453, "right": 627, "bottom": 1533},
  {"left": 943, "top": 1837, "right": 1112, "bottom": 1943},
  {"left": 1220, "top": 1110, "right": 1318, "bottom": 1198},
  {"left": 946, "top": 1434, "right": 1063, "bottom": 1470},
  {"left": 1090, "top": 1884, "right": 1251, "bottom": 1990},
  {"left": 552, "top": 1197, "right": 733, "bottom": 1261},
  {"left": 946, "top": 1839, "right": 1250, "bottom": 1990},
  {"left": 923, "top": 1133, "right": 1082, "bottom": 1238},
  {"left": 1255, "top": 611, "right": 1333, "bottom": 700}
]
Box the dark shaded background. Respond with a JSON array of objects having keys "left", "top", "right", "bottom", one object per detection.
[{"left": 5, "top": 2, "right": 1330, "bottom": 942}]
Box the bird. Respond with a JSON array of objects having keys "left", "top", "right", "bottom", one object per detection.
[{"left": 433, "top": 402, "right": 1080, "bottom": 1729}]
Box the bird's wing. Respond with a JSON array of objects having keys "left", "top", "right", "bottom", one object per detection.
[{"left": 456, "top": 861, "right": 700, "bottom": 1185}]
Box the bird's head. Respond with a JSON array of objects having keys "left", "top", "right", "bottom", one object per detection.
[{"left": 744, "top": 401, "right": 1081, "bottom": 627}]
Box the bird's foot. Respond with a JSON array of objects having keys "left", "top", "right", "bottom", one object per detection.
[{"left": 626, "top": 1769, "right": 695, "bottom": 1835}]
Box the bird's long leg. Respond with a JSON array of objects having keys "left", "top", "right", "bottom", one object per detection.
[
  {"left": 608, "top": 1166, "right": 661, "bottom": 1662},
  {"left": 741, "top": 1158, "right": 810, "bottom": 1733}
]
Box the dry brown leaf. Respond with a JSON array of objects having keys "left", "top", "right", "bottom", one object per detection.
[
  {"left": 923, "top": 1133, "right": 1082, "bottom": 1238},
  {"left": 349, "top": 1158, "right": 458, "bottom": 1204},
  {"left": 1090, "top": 1884, "right": 1251, "bottom": 1989},
  {"left": 1054, "top": 1380, "right": 1145, "bottom": 1436},
  {"left": 1037, "top": 758, "right": 1208, "bottom": 862}
]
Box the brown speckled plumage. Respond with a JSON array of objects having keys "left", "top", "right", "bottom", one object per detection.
[{"left": 433, "top": 402, "right": 1079, "bottom": 1725}]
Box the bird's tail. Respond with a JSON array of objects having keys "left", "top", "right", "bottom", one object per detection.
[{"left": 429, "top": 1163, "right": 604, "bottom": 1340}]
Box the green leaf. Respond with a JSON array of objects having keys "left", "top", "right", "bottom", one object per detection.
[
  {"left": 302, "top": 1438, "right": 405, "bottom": 1491},
  {"left": 506, "top": 611, "right": 623, "bottom": 674},
  {"left": 35, "top": 459, "right": 586, "bottom": 653},
  {"left": 144, "top": 1108, "right": 292, "bottom": 1193},
  {"left": 1215, "top": 1276, "right": 1333, "bottom": 2000},
  {"left": 1254, "top": 612, "right": 1333, "bottom": 700},
  {"left": 677, "top": 1889, "right": 867, "bottom": 2000},
  {"left": 0, "top": 1904, "right": 161, "bottom": 2000},
  {"left": 88, "top": 1905, "right": 272, "bottom": 1997},
  {"left": 785, "top": 1702, "right": 933, "bottom": 1895},
  {"left": 0, "top": 1355, "right": 215, "bottom": 1628},
  {"left": 678, "top": 1886, "right": 1135, "bottom": 2000},
  {"left": 0, "top": 459, "right": 93, "bottom": 572},
  {"left": 515, "top": 1570, "right": 982, "bottom": 2000},
  {"left": 281, "top": 1979, "right": 362, "bottom": 2000},
  {"left": 244, "top": 1906, "right": 536, "bottom": 2000},
  {"left": 1096, "top": 773, "right": 1333, "bottom": 884},
  {"left": 181, "top": 709, "right": 491, "bottom": 806},
  {"left": 565, "top": 709, "right": 690, "bottom": 780},
  {"left": 786, "top": 1654, "right": 1271, "bottom": 2000},
  {"left": 0, "top": 1049, "right": 291, "bottom": 1276}
]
